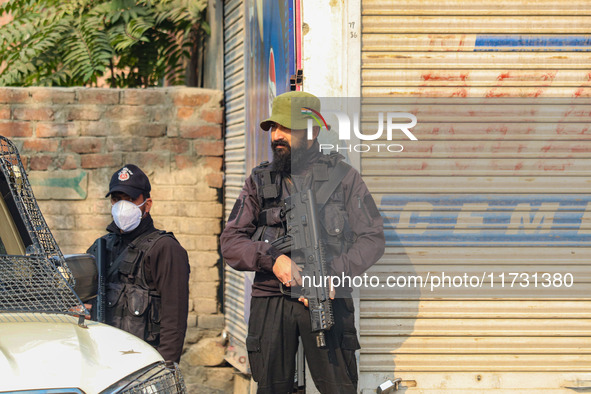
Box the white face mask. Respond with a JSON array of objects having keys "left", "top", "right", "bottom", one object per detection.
[{"left": 111, "top": 200, "right": 146, "bottom": 233}]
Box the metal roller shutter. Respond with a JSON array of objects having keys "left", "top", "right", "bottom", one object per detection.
[
  {"left": 359, "top": 0, "right": 591, "bottom": 392},
  {"left": 223, "top": 0, "right": 250, "bottom": 374}
]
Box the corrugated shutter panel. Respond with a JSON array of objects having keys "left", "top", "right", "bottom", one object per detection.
[
  {"left": 223, "top": 0, "right": 249, "bottom": 374},
  {"left": 360, "top": 0, "right": 591, "bottom": 392}
]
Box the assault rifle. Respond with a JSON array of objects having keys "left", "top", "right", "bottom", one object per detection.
[
  {"left": 273, "top": 189, "right": 334, "bottom": 348},
  {"left": 95, "top": 237, "right": 107, "bottom": 323}
]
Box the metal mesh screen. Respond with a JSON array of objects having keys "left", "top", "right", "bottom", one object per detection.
[
  {"left": 0, "top": 136, "right": 83, "bottom": 315},
  {"left": 119, "top": 362, "right": 187, "bottom": 394},
  {"left": 0, "top": 136, "right": 63, "bottom": 259},
  {"left": 0, "top": 255, "right": 83, "bottom": 314}
]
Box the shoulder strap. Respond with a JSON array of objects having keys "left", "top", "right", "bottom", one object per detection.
[
  {"left": 108, "top": 229, "right": 165, "bottom": 278},
  {"left": 103, "top": 233, "right": 117, "bottom": 252},
  {"left": 253, "top": 161, "right": 279, "bottom": 200},
  {"left": 315, "top": 160, "right": 351, "bottom": 207}
]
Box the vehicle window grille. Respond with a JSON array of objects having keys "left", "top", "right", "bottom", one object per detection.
[
  {"left": 119, "top": 362, "right": 187, "bottom": 394},
  {"left": 0, "top": 136, "right": 83, "bottom": 317}
]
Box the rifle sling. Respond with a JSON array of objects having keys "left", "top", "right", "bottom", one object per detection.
[
  {"left": 269, "top": 160, "right": 350, "bottom": 251},
  {"left": 107, "top": 230, "right": 161, "bottom": 279},
  {"left": 314, "top": 160, "right": 350, "bottom": 208}
]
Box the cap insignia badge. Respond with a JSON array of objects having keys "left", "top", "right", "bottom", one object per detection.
[{"left": 118, "top": 167, "right": 133, "bottom": 181}]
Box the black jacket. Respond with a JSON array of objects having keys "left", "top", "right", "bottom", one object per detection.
[
  {"left": 220, "top": 142, "right": 385, "bottom": 297},
  {"left": 88, "top": 214, "right": 190, "bottom": 363}
]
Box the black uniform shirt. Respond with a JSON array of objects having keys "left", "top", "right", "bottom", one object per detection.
[{"left": 88, "top": 214, "right": 190, "bottom": 363}]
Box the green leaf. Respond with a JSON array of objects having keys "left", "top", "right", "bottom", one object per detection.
[
  {"left": 0, "top": 0, "right": 207, "bottom": 87},
  {"left": 201, "top": 20, "right": 211, "bottom": 36}
]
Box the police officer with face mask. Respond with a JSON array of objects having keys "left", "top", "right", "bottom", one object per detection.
[{"left": 87, "top": 164, "right": 190, "bottom": 365}]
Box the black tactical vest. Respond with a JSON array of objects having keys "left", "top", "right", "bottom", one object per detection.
[
  {"left": 251, "top": 153, "right": 355, "bottom": 265},
  {"left": 101, "top": 230, "right": 174, "bottom": 345}
]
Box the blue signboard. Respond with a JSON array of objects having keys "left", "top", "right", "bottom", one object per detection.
[
  {"left": 475, "top": 35, "right": 591, "bottom": 51},
  {"left": 244, "top": 0, "right": 295, "bottom": 171},
  {"left": 381, "top": 194, "right": 591, "bottom": 246}
]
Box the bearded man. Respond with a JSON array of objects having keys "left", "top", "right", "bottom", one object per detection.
[{"left": 220, "top": 91, "right": 385, "bottom": 394}]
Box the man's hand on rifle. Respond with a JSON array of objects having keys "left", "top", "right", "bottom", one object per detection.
[
  {"left": 273, "top": 254, "right": 336, "bottom": 307},
  {"left": 297, "top": 280, "right": 335, "bottom": 308},
  {"left": 273, "top": 254, "right": 302, "bottom": 287}
]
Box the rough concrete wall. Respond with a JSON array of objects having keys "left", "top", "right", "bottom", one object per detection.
[{"left": 0, "top": 86, "right": 233, "bottom": 392}]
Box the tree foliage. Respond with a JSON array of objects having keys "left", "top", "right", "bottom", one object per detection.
[{"left": 0, "top": 0, "right": 209, "bottom": 87}]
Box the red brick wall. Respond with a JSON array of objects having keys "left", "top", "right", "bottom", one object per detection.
[{"left": 0, "top": 87, "right": 224, "bottom": 319}]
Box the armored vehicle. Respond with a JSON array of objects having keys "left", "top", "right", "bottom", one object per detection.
[{"left": 0, "top": 136, "right": 186, "bottom": 394}]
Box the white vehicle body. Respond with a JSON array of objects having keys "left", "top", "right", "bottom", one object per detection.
[{"left": 0, "top": 314, "right": 163, "bottom": 393}]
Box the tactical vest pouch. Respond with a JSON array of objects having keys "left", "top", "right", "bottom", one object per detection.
[
  {"left": 260, "top": 167, "right": 279, "bottom": 199},
  {"left": 147, "top": 293, "right": 162, "bottom": 343},
  {"left": 258, "top": 207, "right": 285, "bottom": 226},
  {"left": 322, "top": 197, "right": 354, "bottom": 254},
  {"left": 262, "top": 183, "right": 279, "bottom": 199},
  {"left": 121, "top": 284, "right": 150, "bottom": 341},
  {"left": 251, "top": 226, "right": 265, "bottom": 242},
  {"left": 106, "top": 282, "right": 125, "bottom": 328},
  {"left": 119, "top": 247, "right": 143, "bottom": 277},
  {"left": 323, "top": 204, "right": 346, "bottom": 239}
]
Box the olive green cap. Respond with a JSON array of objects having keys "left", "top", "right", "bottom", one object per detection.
[{"left": 260, "top": 91, "right": 321, "bottom": 131}]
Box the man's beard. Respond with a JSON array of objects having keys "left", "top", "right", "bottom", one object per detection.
[
  {"left": 271, "top": 141, "right": 291, "bottom": 174},
  {"left": 271, "top": 140, "right": 308, "bottom": 174}
]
